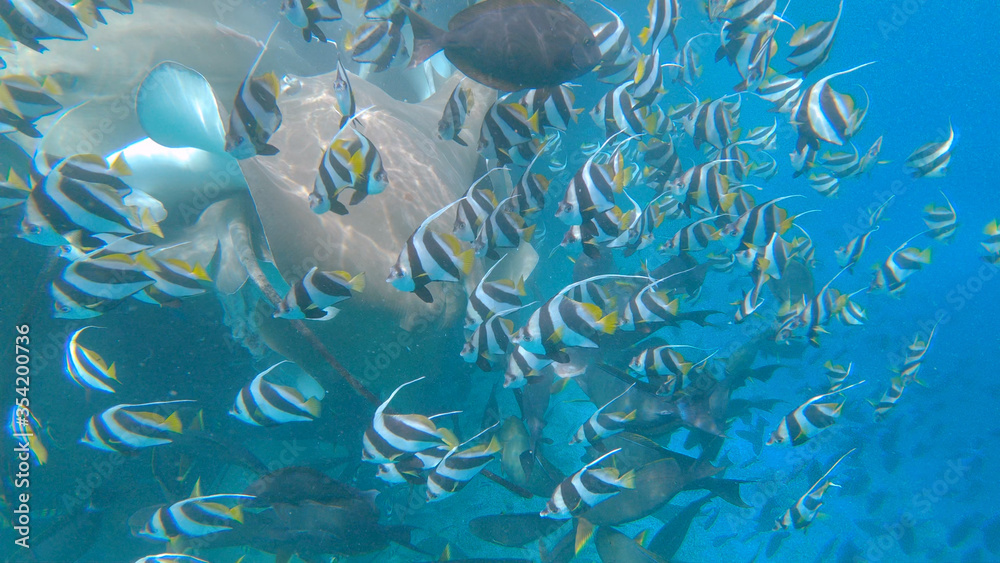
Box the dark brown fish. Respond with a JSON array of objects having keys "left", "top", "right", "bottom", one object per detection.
[
  {"left": 647, "top": 494, "right": 715, "bottom": 560},
  {"left": 595, "top": 526, "right": 668, "bottom": 563},
  {"left": 405, "top": 0, "right": 601, "bottom": 91},
  {"left": 469, "top": 512, "right": 568, "bottom": 547},
  {"left": 242, "top": 466, "right": 363, "bottom": 507},
  {"left": 579, "top": 434, "right": 746, "bottom": 526}
]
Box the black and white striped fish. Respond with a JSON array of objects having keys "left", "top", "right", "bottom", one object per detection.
[
  {"left": 721, "top": 0, "right": 776, "bottom": 33},
  {"left": 453, "top": 169, "right": 500, "bottom": 242},
  {"left": 281, "top": 0, "right": 341, "bottom": 43},
  {"left": 0, "top": 169, "right": 30, "bottom": 210},
  {"left": 618, "top": 274, "right": 682, "bottom": 331},
  {"left": 835, "top": 227, "right": 877, "bottom": 271},
  {"left": 0, "top": 74, "right": 62, "bottom": 122},
  {"left": 136, "top": 258, "right": 212, "bottom": 305},
  {"left": 922, "top": 192, "right": 958, "bottom": 242},
  {"left": 478, "top": 96, "right": 541, "bottom": 163},
  {"left": 332, "top": 58, "right": 356, "bottom": 127},
  {"left": 540, "top": 448, "right": 634, "bottom": 519},
  {"left": 631, "top": 49, "right": 667, "bottom": 108},
  {"left": 905, "top": 123, "right": 954, "bottom": 178},
  {"left": 818, "top": 145, "right": 862, "bottom": 178},
  {"left": 789, "top": 62, "right": 874, "bottom": 152},
  {"left": 0, "top": 0, "right": 95, "bottom": 52},
  {"left": 140, "top": 492, "right": 254, "bottom": 540},
  {"left": 786, "top": 0, "right": 843, "bottom": 76},
  {"left": 376, "top": 444, "right": 448, "bottom": 485},
  {"left": 275, "top": 267, "right": 365, "bottom": 321},
  {"left": 639, "top": 0, "right": 680, "bottom": 51},
  {"left": 387, "top": 200, "right": 475, "bottom": 303},
  {"left": 309, "top": 115, "right": 389, "bottom": 215},
  {"left": 774, "top": 449, "right": 854, "bottom": 530},
  {"left": 640, "top": 137, "right": 681, "bottom": 188},
  {"left": 230, "top": 361, "right": 324, "bottom": 426},
  {"left": 81, "top": 400, "right": 193, "bottom": 452},
  {"left": 65, "top": 326, "right": 117, "bottom": 393},
  {"left": 716, "top": 24, "right": 777, "bottom": 92},
  {"left": 570, "top": 384, "right": 636, "bottom": 446},
  {"left": 767, "top": 382, "right": 864, "bottom": 446},
  {"left": 473, "top": 196, "right": 536, "bottom": 260},
  {"left": 658, "top": 215, "right": 723, "bottom": 256},
  {"left": 629, "top": 345, "right": 694, "bottom": 381},
  {"left": 715, "top": 195, "right": 803, "bottom": 251},
  {"left": 225, "top": 24, "right": 282, "bottom": 160},
  {"left": 743, "top": 119, "right": 778, "bottom": 150},
  {"left": 60, "top": 251, "right": 156, "bottom": 303},
  {"left": 809, "top": 172, "right": 841, "bottom": 197},
  {"left": 748, "top": 232, "right": 795, "bottom": 280},
  {"left": 21, "top": 153, "right": 163, "bottom": 247},
  {"left": 521, "top": 85, "right": 583, "bottom": 132},
  {"left": 438, "top": 81, "right": 474, "bottom": 145},
  {"left": 512, "top": 143, "right": 553, "bottom": 215},
  {"left": 556, "top": 135, "right": 632, "bottom": 225},
  {"left": 591, "top": 82, "right": 647, "bottom": 139},
  {"left": 465, "top": 258, "right": 526, "bottom": 328},
  {"left": 362, "top": 376, "right": 459, "bottom": 463},
  {"left": 364, "top": 0, "right": 416, "bottom": 20},
  {"left": 345, "top": 9, "right": 408, "bottom": 72},
  {"left": 463, "top": 302, "right": 534, "bottom": 371},
  {"left": 682, "top": 96, "right": 740, "bottom": 150},
  {"left": 756, "top": 71, "right": 802, "bottom": 113},
  {"left": 50, "top": 277, "right": 119, "bottom": 319},
  {"left": 512, "top": 294, "right": 616, "bottom": 362},
  {"left": 310, "top": 133, "right": 359, "bottom": 216},
  {"left": 577, "top": 206, "right": 630, "bottom": 257},
  {"left": 837, "top": 297, "right": 866, "bottom": 326},
  {"left": 462, "top": 312, "right": 516, "bottom": 372},
  {"left": 426, "top": 424, "right": 501, "bottom": 502},
  {"left": 901, "top": 322, "right": 938, "bottom": 385},
  {"left": 672, "top": 33, "right": 710, "bottom": 85},
  {"left": 869, "top": 233, "right": 932, "bottom": 296},
  {"left": 824, "top": 361, "right": 851, "bottom": 391},
  {"left": 608, "top": 192, "right": 666, "bottom": 256},
  {"left": 734, "top": 269, "right": 768, "bottom": 324},
  {"left": 678, "top": 160, "right": 738, "bottom": 216},
  {"left": 591, "top": 8, "right": 639, "bottom": 84},
  {"left": 503, "top": 344, "right": 552, "bottom": 389},
  {"left": 871, "top": 377, "right": 905, "bottom": 421},
  {"left": 982, "top": 220, "right": 1000, "bottom": 257},
  {"left": 134, "top": 555, "right": 208, "bottom": 563}
]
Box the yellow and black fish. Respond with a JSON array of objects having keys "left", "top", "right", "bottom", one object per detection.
[{"left": 81, "top": 400, "right": 193, "bottom": 452}]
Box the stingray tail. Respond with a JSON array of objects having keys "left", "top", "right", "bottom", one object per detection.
[{"left": 404, "top": 6, "right": 447, "bottom": 68}]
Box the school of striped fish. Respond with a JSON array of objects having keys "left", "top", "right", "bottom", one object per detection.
[{"left": 0, "top": 0, "right": 987, "bottom": 562}]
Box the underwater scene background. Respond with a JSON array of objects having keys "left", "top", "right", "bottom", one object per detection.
[{"left": 1, "top": 0, "right": 999, "bottom": 562}]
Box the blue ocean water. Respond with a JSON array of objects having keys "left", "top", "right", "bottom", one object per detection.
[{"left": 1, "top": 1, "right": 999, "bottom": 562}]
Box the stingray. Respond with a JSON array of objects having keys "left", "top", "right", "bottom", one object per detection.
[
  {"left": 3, "top": 2, "right": 301, "bottom": 106},
  {"left": 131, "top": 53, "right": 500, "bottom": 397}
]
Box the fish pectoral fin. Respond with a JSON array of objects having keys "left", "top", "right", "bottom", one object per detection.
[{"left": 414, "top": 285, "right": 434, "bottom": 303}]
